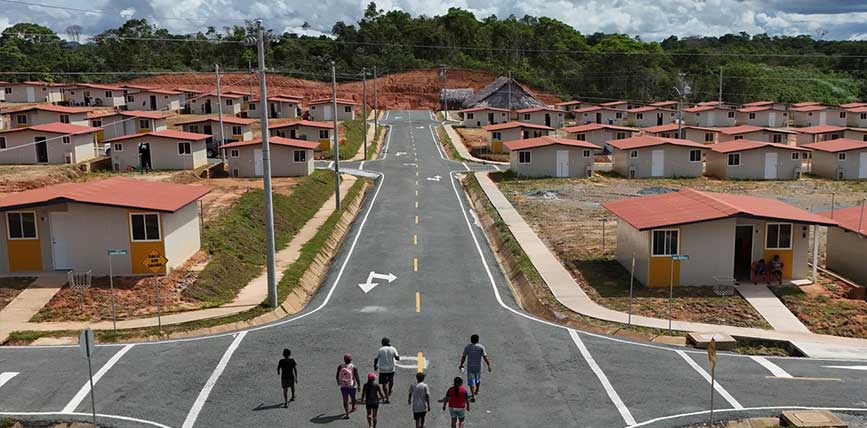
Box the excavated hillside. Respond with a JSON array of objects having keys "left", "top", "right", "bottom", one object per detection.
[{"left": 128, "top": 68, "right": 560, "bottom": 109}]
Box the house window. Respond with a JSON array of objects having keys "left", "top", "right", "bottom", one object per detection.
[
  {"left": 188, "top": 125, "right": 199, "bottom": 133},
  {"left": 92, "top": 120, "right": 102, "bottom": 127},
  {"left": 105, "top": 91, "right": 112, "bottom": 98},
  {"left": 636, "top": 113, "right": 644, "bottom": 120},
  {"left": 59, "top": 114, "right": 70, "bottom": 124},
  {"left": 630, "top": 150, "right": 638, "bottom": 158},
  {"left": 62, "top": 136, "right": 71, "bottom": 144},
  {"left": 16, "top": 115, "right": 27, "bottom": 124},
  {"left": 129, "top": 213, "right": 161, "bottom": 242},
  {"left": 492, "top": 131, "right": 502, "bottom": 140},
  {"left": 319, "top": 130, "right": 329, "bottom": 139},
  {"left": 727, "top": 111, "right": 735, "bottom": 118},
  {"left": 3, "top": 88, "right": 10, "bottom": 94},
  {"left": 765, "top": 223, "right": 792, "bottom": 250},
  {"left": 178, "top": 142, "right": 191, "bottom": 155},
  {"left": 127, "top": 95, "right": 134, "bottom": 102},
  {"left": 466, "top": 113, "right": 473, "bottom": 119},
  {"left": 293, "top": 150, "right": 307, "bottom": 162},
  {"left": 728, "top": 153, "right": 740, "bottom": 166},
  {"left": 704, "top": 133, "right": 714, "bottom": 142},
  {"left": 582, "top": 149, "right": 591, "bottom": 158},
  {"left": 249, "top": 103, "right": 256, "bottom": 111},
  {"left": 772, "top": 134, "right": 782, "bottom": 143},
  {"left": 523, "top": 113, "right": 531, "bottom": 120},
  {"left": 749, "top": 113, "right": 756, "bottom": 119},
  {"left": 860, "top": 113, "right": 866, "bottom": 120},
  {"left": 518, "top": 151, "right": 531, "bottom": 164},
  {"left": 689, "top": 149, "right": 702, "bottom": 162},
  {"left": 344, "top": 106, "right": 351, "bottom": 113},
  {"left": 575, "top": 133, "right": 586, "bottom": 141},
  {"left": 660, "top": 133, "right": 671, "bottom": 138},
  {"left": 651, "top": 229, "right": 679, "bottom": 256},
  {"left": 840, "top": 112, "right": 847, "bottom": 119},
  {"left": 838, "top": 152, "right": 847, "bottom": 161},
  {"left": 226, "top": 99, "right": 233, "bottom": 106},
  {"left": 830, "top": 134, "right": 840, "bottom": 140},
  {"left": 139, "top": 119, "right": 150, "bottom": 129},
  {"left": 6, "top": 211, "right": 37, "bottom": 240},
  {"left": 616, "top": 132, "right": 627, "bottom": 139},
  {"left": 792, "top": 152, "right": 799, "bottom": 160},
  {"left": 734, "top": 135, "right": 744, "bottom": 140},
  {"left": 0, "top": 137, "right": 5, "bottom": 149},
  {"left": 615, "top": 112, "right": 623, "bottom": 119},
  {"left": 230, "top": 149, "right": 239, "bottom": 158},
  {"left": 113, "top": 143, "right": 123, "bottom": 152},
  {"left": 231, "top": 125, "right": 242, "bottom": 135}
]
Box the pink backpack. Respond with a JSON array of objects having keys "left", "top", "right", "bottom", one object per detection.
[{"left": 338, "top": 364, "right": 354, "bottom": 387}]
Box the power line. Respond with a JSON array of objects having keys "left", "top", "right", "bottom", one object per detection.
[{"left": 0, "top": 0, "right": 249, "bottom": 23}]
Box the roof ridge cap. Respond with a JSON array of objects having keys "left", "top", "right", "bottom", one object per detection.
[{"left": 680, "top": 189, "right": 741, "bottom": 216}]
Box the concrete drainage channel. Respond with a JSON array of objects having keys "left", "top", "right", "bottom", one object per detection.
[{"left": 675, "top": 409, "right": 858, "bottom": 428}]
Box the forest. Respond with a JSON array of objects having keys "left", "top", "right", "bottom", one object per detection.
[{"left": 1, "top": 2, "right": 865, "bottom": 104}]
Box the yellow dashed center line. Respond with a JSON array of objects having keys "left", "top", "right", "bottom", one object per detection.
[
  {"left": 413, "top": 234, "right": 417, "bottom": 245},
  {"left": 413, "top": 257, "right": 418, "bottom": 272},
  {"left": 417, "top": 352, "right": 424, "bottom": 373},
  {"left": 415, "top": 201, "right": 418, "bottom": 208},
  {"left": 416, "top": 292, "right": 421, "bottom": 313},
  {"left": 415, "top": 215, "right": 419, "bottom": 224}
]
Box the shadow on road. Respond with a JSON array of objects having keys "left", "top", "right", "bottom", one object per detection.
[
  {"left": 252, "top": 402, "right": 289, "bottom": 411},
  {"left": 310, "top": 413, "right": 352, "bottom": 424}
]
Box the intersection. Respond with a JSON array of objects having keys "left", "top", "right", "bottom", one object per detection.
[{"left": 1, "top": 111, "right": 866, "bottom": 428}]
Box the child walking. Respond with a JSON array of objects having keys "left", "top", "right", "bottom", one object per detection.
[
  {"left": 276, "top": 348, "right": 297, "bottom": 407},
  {"left": 361, "top": 372, "right": 385, "bottom": 428},
  {"left": 408, "top": 372, "right": 430, "bottom": 428},
  {"left": 442, "top": 377, "right": 470, "bottom": 428}
]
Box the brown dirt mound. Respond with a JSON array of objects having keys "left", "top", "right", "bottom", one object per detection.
[{"left": 128, "top": 68, "right": 560, "bottom": 110}]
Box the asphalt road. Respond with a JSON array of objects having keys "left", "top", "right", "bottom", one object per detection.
[{"left": 2, "top": 110, "right": 867, "bottom": 428}]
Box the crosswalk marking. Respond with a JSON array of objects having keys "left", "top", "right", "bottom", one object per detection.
[
  {"left": 751, "top": 356, "right": 793, "bottom": 378},
  {"left": 0, "top": 372, "right": 19, "bottom": 389},
  {"left": 569, "top": 330, "right": 636, "bottom": 426},
  {"left": 676, "top": 350, "right": 744, "bottom": 409},
  {"left": 62, "top": 344, "right": 135, "bottom": 414}
]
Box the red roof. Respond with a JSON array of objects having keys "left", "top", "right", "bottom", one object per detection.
[
  {"left": 221, "top": 136, "right": 319, "bottom": 150},
  {"left": 840, "top": 102, "right": 867, "bottom": 109},
  {"left": 697, "top": 101, "right": 724, "bottom": 106},
  {"left": 742, "top": 101, "right": 774, "bottom": 107},
  {"left": 848, "top": 106, "right": 867, "bottom": 113},
  {"left": 2, "top": 104, "right": 92, "bottom": 115},
  {"left": 102, "top": 129, "right": 210, "bottom": 143},
  {"left": 0, "top": 177, "right": 209, "bottom": 213},
  {"left": 643, "top": 123, "right": 718, "bottom": 134},
  {"left": 20, "top": 81, "right": 63, "bottom": 87},
  {"left": 790, "top": 105, "right": 831, "bottom": 112},
  {"left": 737, "top": 106, "right": 782, "bottom": 113},
  {"left": 649, "top": 101, "right": 678, "bottom": 107},
  {"left": 268, "top": 120, "right": 334, "bottom": 130},
  {"left": 710, "top": 139, "right": 809, "bottom": 154},
  {"left": 572, "top": 106, "right": 604, "bottom": 113},
  {"left": 599, "top": 100, "right": 627, "bottom": 107},
  {"left": 562, "top": 123, "right": 638, "bottom": 133},
  {"left": 795, "top": 125, "right": 847, "bottom": 134},
  {"left": 802, "top": 139, "right": 867, "bottom": 153},
  {"left": 140, "top": 88, "right": 182, "bottom": 95},
  {"left": 482, "top": 122, "right": 553, "bottom": 132},
  {"left": 791, "top": 102, "right": 822, "bottom": 108},
  {"left": 459, "top": 106, "right": 510, "bottom": 113},
  {"left": 74, "top": 83, "right": 123, "bottom": 91},
  {"left": 0, "top": 122, "right": 99, "bottom": 136},
  {"left": 607, "top": 135, "right": 707, "bottom": 150},
  {"left": 820, "top": 205, "right": 867, "bottom": 235},
  {"left": 684, "top": 105, "right": 725, "bottom": 113},
  {"left": 718, "top": 125, "right": 796, "bottom": 135},
  {"left": 515, "top": 106, "right": 564, "bottom": 114},
  {"left": 174, "top": 116, "right": 256, "bottom": 126},
  {"left": 504, "top": 136, "right": 602, "bottom": 151},
  {"left": 120, "top": 111, "right": 167, "bottom": 120},
  {"left": 629, "top": 106, "right": 674, "bottom": 113},
  {"left": 307, "top": 97, "right": 356, "bottom": 106},
  {"left": 555, "top": 100, "right": 587, "bottom": 107},
  {"left": 603, "top": 188, "right": 837, "bottom": 231}
]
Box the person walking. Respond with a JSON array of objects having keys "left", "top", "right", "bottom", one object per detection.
[
  {"left": 361, "top": 372, "right": 384, "bottom": 428},
  {"left": 373, "top": 337, "right": 400, "bottom": 403},
  {"left": 408, "top": 372, "right": 430, "bottom": 428},
  {"left": 277, "top": 348, "right": 297, "bottom": 407},
  {"left": 336, "top": 353, "right": 360, "bottom": 419},
  {"left": 442, "top": 377, "right": 470, "bottom": 428},
  {"left": 459, "top": 334, "right": 491, "bottom": 402}
]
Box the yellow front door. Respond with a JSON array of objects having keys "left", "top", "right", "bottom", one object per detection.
[
  {"left": 319, "top": 139, "right": 330, "bottom": 151},
  {"left": 491, "top": 141, "right": 502, "bottom": 153},
  {"left": 8, "top": 239, "right": 42, "bottom": 272},
  {"left": 648, "top": 257, "right": 680, "bottom": 288}
]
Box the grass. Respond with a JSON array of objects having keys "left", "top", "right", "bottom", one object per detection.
[
  {"left": 321, "top": 119, "right": 365, "bottom": 160},
  {"left": 436, "top": 125, "right": 465, "bottom": 161},
  {"left": 183, "top": 170, "right": 337, "bottom": 307},
  {"left": 367, "top": 125, "right": 384, "bottom": 159},
  {"left": 5, "top": 178, "right": 369, "bottom": 344},
  {"left": 0, "top": 418, "right": 14, "bottom": 428}
]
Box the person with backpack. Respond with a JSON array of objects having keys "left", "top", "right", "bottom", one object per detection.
[
  {"left": 442, "top": 377, "right": 470, "bottom": 428},
  {"left": 459, "top": 334, "right": 491, "bottom": 402},
  {"left": 408, "top": 372, "right": 430, "bottom": 428},
  {"left": 276, "top": 348, "right": 297, "bottom": 407},
  {"left": 336, "top": 353, "right": 360, "bottom": 419},
  {"left": 361, "top": 372, "right": 385, "bottom": 428},
  {"left": 373, "top": 337, "right": 400, "bottom": 403}
]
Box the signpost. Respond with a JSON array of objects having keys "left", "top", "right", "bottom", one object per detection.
[
  {"left": 669, "top": 254, "right": 689, "bottom": 335},
  {"left": 107, "top": 249, "right": 128, "bottom": 331},
  {"left": 79, "top": 328, "right": 97, "bottom": 428},
  {"left": 707, "top": 338, "right": 717, "bottom": 426},
  {"left": 141, "top": 250, "right": 168, "bottom": 334}
]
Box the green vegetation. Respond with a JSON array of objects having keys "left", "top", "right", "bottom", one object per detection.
[
  {"left": 3, "top": 4, "right": 866, "bottom": 103},
  {"left": 0, "top": 418, "right": 15, "bottom": 428},
  {"left": 436, "top": 126, "right": 464, "bottom": 161},
  {"left": 322, "top": 119, "right": 364, "bottom": 160},
  {"left": 368, "top": 126, "right": 384, "bottom": 159},
  {"left": 184, "top": 170, "right": 336, "bottom": 307}
]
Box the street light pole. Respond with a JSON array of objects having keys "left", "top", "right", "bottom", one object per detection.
[
  {"left": 256, "top": 20, "right": 278, "bottom": 308},
  {"left": 372, "top": 66, "right": 378, "bottom": 130},
  {"left": 331, "top": 62, "right": 341, "bottom": 210},
  {"left": 362, "top": 67, "right": 368, "bottom": 161},
  {"left": 215, "top": 64, "right": 226, "bottom": 162}
]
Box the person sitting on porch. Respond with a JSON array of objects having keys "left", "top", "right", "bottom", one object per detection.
[
  {"left": 769, "top": 255, "right": 784, "bottom": 286},
  {"left": 751, "top": 259, "right": 768, "bottom": 284}
]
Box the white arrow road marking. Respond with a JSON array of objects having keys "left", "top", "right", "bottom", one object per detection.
[
  {"left": 822, "top": 365, "right": 867, "bottom": 371},
  {"left": 751, "top": 356, "right": 792, "bottom": 378},
  {"left": 403, "top": 163, "right": 417, "bottom": 167},
  {"left": 62, "top": 344, "right": 135, "bottom": 413},
  {"left": 395, "top": 356, "right": 429, "bottom": 370},
  {"left": 426, "top": 175, "right": 442, "bottom": 182},
  {"left": 358, "top": 271, "right": 398, "bottom": 294},
  {"left": 395, "top": 151, "right": 407, "bottom": 156},
  {"left": 0, "top": 372, "right": 19, "bottom": 389}
]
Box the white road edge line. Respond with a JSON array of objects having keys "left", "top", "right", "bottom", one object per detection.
[
  {"left": 429, "top": 125, "right": 447, "bottom": 160},
  {"left": 0, "top": 372, "right": 19, "bottom": 389},
  {"left": 381, "top": 124, "right": 393, "bottom": 160},
  {"left": 181, "top": 331, "right": 247, "bottom": 428},
  {"left": 61, "top": 344, "right": 135, "bottom": 414},
  {"left": 462, "top": 162, "right": 470, "bottom": 171},
  {"left": 493, "top": 164, "right": 501, "bottom": 171},
  {"left": 1, "top": 412, "right": 173, "bottom": 428},
  {"left": 569, "top": 330, "right": 637, "bottom": 426},
  {"left": 359, "top": 161, "right": 365, "bottom": 171},
  {"left": 676, "top": 350, "right": 744, "bottom": 409},
  {"left": 751, "top": 356, "right": 793, "bottom": 378},
  {"left": 627, "top": 406, "right": 867, "bottom": 428}
]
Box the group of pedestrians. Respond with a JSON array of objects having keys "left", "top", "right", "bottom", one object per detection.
[{"left": 276, "top": 334, "right": 492, "bottom": 428}]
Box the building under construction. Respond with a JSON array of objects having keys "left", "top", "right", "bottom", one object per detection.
[{"left": 460, "top": 76, "right": 546, "bottom": 110}]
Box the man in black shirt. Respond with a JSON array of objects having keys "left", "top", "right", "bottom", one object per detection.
[{"left": 277, "top": 348, "right": 297, "bottom": 407}]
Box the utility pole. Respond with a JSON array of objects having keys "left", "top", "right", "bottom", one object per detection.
[
  {"left": 362, "top": 67, "right": 368, "bottom": 161},
  {"left": 215, "top": 64, "right": 227, "bottom": 162},
  {"left": 507, "top": 70, "right": 512, "bottom": 121},
  {"left": 256, "top": 20, "right": 278, "bottom": 308},
  {"left": 372, "top": 65, "right": 378, "bottom": 130},
  {"left": 718, "top": 67, "right": 723, "bottom": 106},
  {"left": 674, "top": 73, "right": 690, "bottom": 139},
  {"left": 331, "top": 61, "right": 341, "bottom": 210}
]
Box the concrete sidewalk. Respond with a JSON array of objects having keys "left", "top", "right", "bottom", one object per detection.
[
  {"left": 0, "top": 273, "right": 67, "bottom": 325},
  {"left": 736, "top": 283, "right": 811, "bottom": 333},
  {"left": 443, "top": 124, "right": 509, "bottom": 166},
  {"left": 0, "top": 176, "right": 358, "bottom": 340},
  {"left": 474, "top": 171, "right": 867, "bottom": 359}
]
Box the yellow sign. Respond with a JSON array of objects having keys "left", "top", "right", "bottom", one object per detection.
[
  {"left": 708, "top": 338, "right": 717, "bottom": 370},
  {"left": 141, "top": 250, "right": 168, "bottom": 274}
]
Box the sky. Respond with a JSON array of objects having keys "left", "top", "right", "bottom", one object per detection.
[{"left": 2, "top": 0, "right": 867, "bottom": 42}]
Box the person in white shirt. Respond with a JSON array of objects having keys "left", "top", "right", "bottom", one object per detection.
[{"left": 373, "top": 337, "right": 400, "bottom": 403}]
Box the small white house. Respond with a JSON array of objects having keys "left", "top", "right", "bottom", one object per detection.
[
  {"left": 802, "top": 139, "right": 867, "bottom": 180},
  {"left": 2, "top": 105, "right": 92, "bottom": 128},
  {"left": 125, "top": 89, "right": 182, "bottom": 111},
  {"left": 562, "top": 123, "right": 639, "bottom": 153},
  {"left": 642, "top": 124, "right": 720, "bottom": 145},
  {"left": 88, "top": 111, "right": 168, "bottom": 142},
  {"left": 736, "top": 106, "right": 789, "bottom": 128},
  {"left": 847, "top": 107, "right": 867, "bottom": 128},
  {"left": 790, "top": 105, "right": 848, "bottom": 127},
  {"left": 65, "top": 83, "right": 126, "bottom": 108},
  {"left": 105, "top": 129, "right": 210, "bottom": 172},
  {"left": 189, "top": 93, "right": 242, "bottom": 116},
  {"left": 626, "top": 106, "right": 677, "bottom": 128},
  {"left": 682, "top": 105, "right": 737, "bottom": 127},
  {"left": 306, "top": 98, "right": 356, "bottom": 121},
  {"left": 514, "top": 107, "right": 566, "bottom": 129},
  {"left": 459, "top": 107, "right": 510, "bottom": 128},
  {"left": 718, "top": 125, "right": 797, "bottom": 144},
  {"left": 608, "top": 135, "right": 706, "bottom": 179},
  {"left": 223, "top": 136, "right": 317, "bottom": 178},
  {"left": 505, "top": 136, "right": 601, "bottom": 178},
  {"left": 706, "top": 140, "right": 809, "bottom": 180},
  {"left": 245, "top": 96, "right": 301, "bottom": 119},
  {"left": 0, "top": 123, "right": 100, "bottom": 165},
  {"left": 794, "top": 125, "right": 847, "bottom": 146},
  {"left": 572, "top": 106, "right": 627, "bottom": 126},
  {"left": 483, "top": 122, "right": 553, "bottom": 153},
  {"left": 3, "top": 81, "right": 64, "bottom": 103}
]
